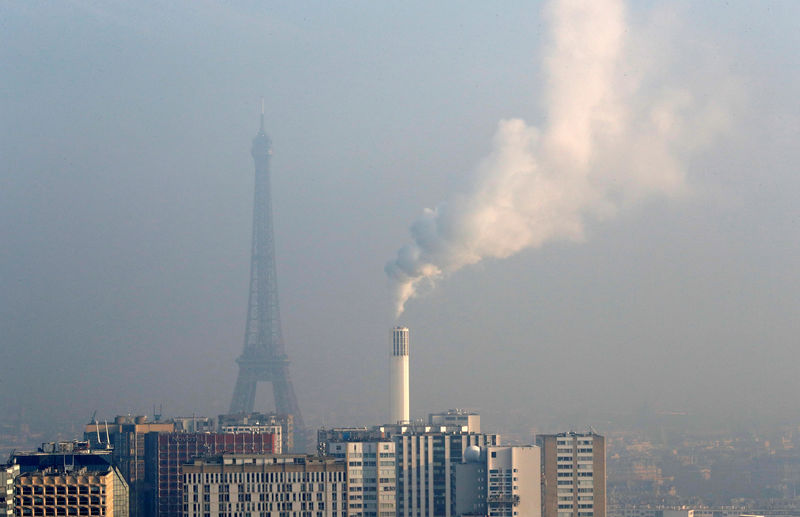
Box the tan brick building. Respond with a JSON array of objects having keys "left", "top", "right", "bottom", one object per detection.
[
  {"left": 538, "top": 432, "right": 605, "bottom": 517},
  {"left": 14, "top": 466, "right": 128, "bottom": 517}
]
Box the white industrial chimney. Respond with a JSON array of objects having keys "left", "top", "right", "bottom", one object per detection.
[{"left": 390, "top": 326, "right": 410, "bottom": 424}]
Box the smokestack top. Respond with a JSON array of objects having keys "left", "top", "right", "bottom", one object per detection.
[{"left": 391, "top": 327, "right": 409, "bottom": 357}]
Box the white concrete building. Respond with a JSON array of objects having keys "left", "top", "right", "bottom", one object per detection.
[
  {"left": 328, "top": 441, "right": 397, "bottom": 517},
  {"left": 396, "top": 428, "right": 499, "bottom": 517},
  {"left": 454, "top": 445, "right": 542, "bottom": 517},
  {"left": 390, "top": 327, "right": 410, "bottom": 425},
  {"left": 486, "top": 446, "right": 541, "bottom": 517},
  {"left": 455, "top": 445, "right": 541, "bottom": 517}
]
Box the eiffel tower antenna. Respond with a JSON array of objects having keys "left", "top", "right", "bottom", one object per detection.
[
  {"left": 259, "top": 97, "right": 265, "bottom": 132},
  {"left": 230, "top": 105, "right": 304, "bottom": 449}
]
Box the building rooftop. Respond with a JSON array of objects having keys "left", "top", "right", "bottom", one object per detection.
[
  {"left": 16, "top": 465, "right": 114, "bottom": 478},
  {"left": 184, "top": 454, "right": 343, "bottom": 468}
]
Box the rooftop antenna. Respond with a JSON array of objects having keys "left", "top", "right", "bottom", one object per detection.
[
  {"left": 259, "top": 97, "right": 265, "bottom": 132},
  {"left": 92, "top": 411, "right": 101, "bottom": 446}
]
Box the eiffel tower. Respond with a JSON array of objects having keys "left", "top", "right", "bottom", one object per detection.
[{"left": 230, "top": 106, "right": 303, "bottom": 446}]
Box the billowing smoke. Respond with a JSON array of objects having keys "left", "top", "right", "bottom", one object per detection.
[{"left": 386, "top": 0, "right": 735, "bottom": 317}]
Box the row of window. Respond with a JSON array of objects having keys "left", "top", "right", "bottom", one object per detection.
[
  {"left": 186, "top": 471, "right": 343, "bottom": 484},
  {"left": 14, "top": 508, "right": 102, "bottom": 517},
  {"left": 185, "top": 500, "right": 333, "bottom": 512},
  {"left": 15, "top": 496, "right": 104, "bottom": 506},
  {"left": 190, "top": 512, "right": 337, "bottom": 517},
  {"left": 186, "top": 483, "right": 342, "bottom": 496},
  {"left": 18, "top": 487, "right": 103, "bottom": 496},
  {"left": 558, "top": 487, "right": 593, "bottom": 494}
]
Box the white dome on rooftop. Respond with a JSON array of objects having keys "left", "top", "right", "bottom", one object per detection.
[{"left": 464, "top": 445, "right": 481, "bottom": 463}]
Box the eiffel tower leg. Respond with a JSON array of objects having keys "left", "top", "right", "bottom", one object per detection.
[
  {"left": 271, "top": 364, "right": 306, "bottom": 452},
  {"left": 230, "top": 368, "right": 257, "bottom": 413},
  {"left": 271, "top": 371, "right": 298, "bottom": 422}
]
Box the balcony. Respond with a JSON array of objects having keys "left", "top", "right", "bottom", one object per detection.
[{"left": 487, "top": 494, "right": 520, "bottom": 506}]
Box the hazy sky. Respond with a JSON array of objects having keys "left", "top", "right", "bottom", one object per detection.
[{"left": 2, "top": 0, "right": 799, "bottom": 437}]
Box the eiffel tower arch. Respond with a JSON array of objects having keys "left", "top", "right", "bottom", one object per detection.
[{"left": 230, "top": 108, "right": 304, "bottom": 448}]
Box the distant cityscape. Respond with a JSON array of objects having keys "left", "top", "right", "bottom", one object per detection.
[{"left": 5, "top": 408, "right": 800, "bottom": 517}]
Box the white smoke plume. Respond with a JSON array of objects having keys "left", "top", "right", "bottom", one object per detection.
[{"left": 385, "top": 0, "right": 735, "bottom": 317}]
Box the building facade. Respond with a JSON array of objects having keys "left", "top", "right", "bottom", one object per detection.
[
  {"left": 328, "top": 441, "right": 396, "bottom": 517},
  {"left": 485, "top": 446, "right": 540, "bottom": 517},
  {"left": 181, "top": 454, "right": 346, "bottom": 517},
  {"left": 146, "top": 432, "right": 277, "bottom": 517},
  {"left": 396, "top": 429, "right": 500, "bottom": 517},
  {"left": 1, "top": 464, "right": 20, "bottom": 517},
  {"left": 13, "top": 466, "right": 128, "bottom": 517},
  {"left": 538, "top": 432, "right": 606, "bottom": 517},
  {"left": 455, "top": 445, "right": 541, "bottom": 517}
]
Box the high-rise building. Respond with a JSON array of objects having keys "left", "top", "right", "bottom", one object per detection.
[
  {"left": 390, "top": 327, "right": 410, "bottom": 425},
  {"left": 317, "top": 415, "right": 496, "bottom": 517},
  {"left": 218, "top": 412, "right": 294, "bottom": 453},
  {"left": 455, "top": 445, "right": 541, "bottom": 517},
  {"left": 146, "top": 431, "right": 277, "bottom": 517},
  {"left": 316, "top": 428, "right": 397, "bottom": 517},
  {"left": 229, "top": 108, "right": 304, "bottom": 449},
  {"left": 395, "top": 426, "right": 499, "bottom": 517},
  {"left": 10, "top": 441, "right": 128, "bottom": 517},
  {"left": 538, "top": 432, "right": 606, "bottom": 517},
  {"left": 328, "top": 441, "right": 397, "bottom": 517},
  {"left": 84, "top": 415, "right": 174, "bottom": 517},
  {"left": 0, "top": 464, "right": 19, "bottom": 517},
  {"left": 13, "top": 466, "right": 129, "bottom": 517},
  {"left": 182, "top": 454, "right": 346, "bottom": 517}
]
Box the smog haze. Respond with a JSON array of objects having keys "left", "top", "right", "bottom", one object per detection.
[{"left": 2, "top": 0, "right": 799, "bottom": 437}]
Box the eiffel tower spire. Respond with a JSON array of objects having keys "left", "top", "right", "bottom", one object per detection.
[{"left": 230, "top": 107, "right": 304, "bottom": 447}]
